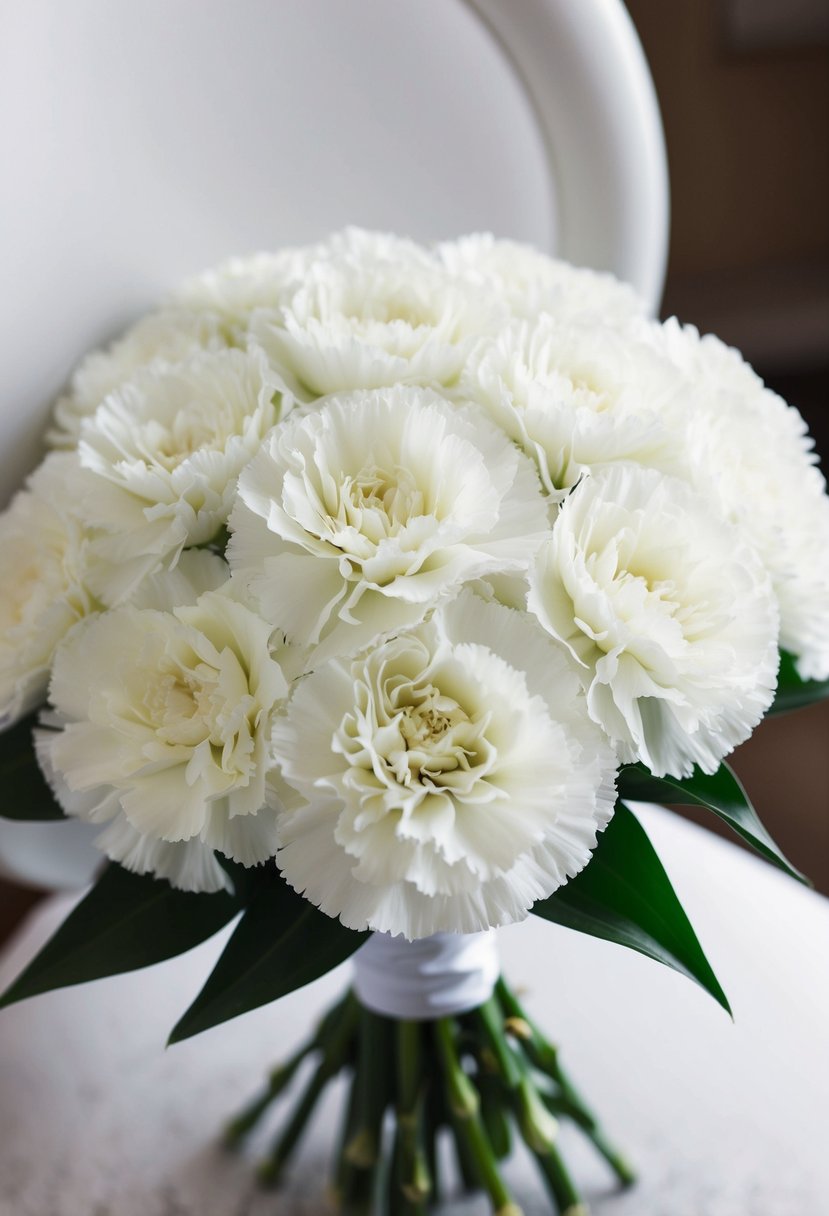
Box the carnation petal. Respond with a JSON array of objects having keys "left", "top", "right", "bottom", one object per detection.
[
  {"left": 528, "top": 466, "right": 780, "bottom": 778},
  {"left": 41, "top": 581, "right": 286, "bottom": 890},
  {"left": 272, "top": 589, "right": 617, "bottom": 938},
  {"left": 228, "top": 387, "right": 549, "bottom": 663}
]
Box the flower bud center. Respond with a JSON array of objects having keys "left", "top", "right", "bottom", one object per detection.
[{"left": 340, "top": 463, "right": 426, "bottom": 537}]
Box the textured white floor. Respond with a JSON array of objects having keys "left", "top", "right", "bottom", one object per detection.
[{"left": 0, "top": 805, "right": 826, "bottom": 1215}]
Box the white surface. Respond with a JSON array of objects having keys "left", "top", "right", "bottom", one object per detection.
[
  {"left": 352, "top": 929, "right": 499, "bottom": 1020},
  {"left": 0, "top": 820, "right": 102, "bottom": 892},
  {"left": 0, "top": 805, "right": 826, "bottom": 1215}
]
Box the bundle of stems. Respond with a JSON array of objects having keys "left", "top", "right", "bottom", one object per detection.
[{"left": 225, "top": 975, "right": 635, "bottom": 1215}]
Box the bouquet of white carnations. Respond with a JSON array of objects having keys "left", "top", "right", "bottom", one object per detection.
[{"left": 2, "top": 229, "right": 828, "bottom": 1215}]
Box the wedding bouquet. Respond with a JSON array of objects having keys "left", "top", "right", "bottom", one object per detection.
[{"left": 2, "top": 229, "right": 828, "bottom": 1215}]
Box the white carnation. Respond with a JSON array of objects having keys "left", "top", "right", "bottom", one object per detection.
[
  {"left": 655, "top": 317, "right": 771, "bottom": 401},
  {"left": 171, "top": 249, "right": 312, "bottom": 338},
  {"left": 271, "top": 589, "right": 617, "bottom": 938},
  {"left": 228, "top": 386, "right": 550, "bottom": 662},
  {"left": 437, "top": 233, "right": 647, "bottom": 324},
  {"left": 38, "top": 566, "right": 286, "bottom": 893},
  {"left": 126, "top": 547, "right": 231, "bottom": 611},
  {"left": 322, "top": 226, "right": 436, "bottom": 268},
  {"left": 251, "top": 256, "right": 504, "bottom": 399},
  {"left": 458, "top": 316, "right": 688, "bottom": 498},
  {"left": 71, "top": 347, "right": 285, "bottom": 604},
  {"left": 528, "top": 466, "right": 780, "bottom": 778},
  {"left": 0, "top": 457, "right": 97, "bottom": 727},
  {"left": 767, "top": 493, "right": 829, "bottom": 681},
  {"left": 49, "top": 309, "right": 229, "bottom": 448},
  {"left": 652, "top": 319, "right": 829, "bottom": 680},
  {"left": 172, "top": 229, "right": 434, "bottom": 336}
]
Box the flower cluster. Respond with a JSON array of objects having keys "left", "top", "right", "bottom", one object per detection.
[{"left": 3, "top": 228, "right": 827, "bottom": 938}]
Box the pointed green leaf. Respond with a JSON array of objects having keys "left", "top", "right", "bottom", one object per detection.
[
  {"left": 0, "top": 864, "right": 243, "bottom": 1009},
  {"left": 770, "top": 650, "right": 829, "bottom": 715},
  {"left": 0, "top": 714, "right": 66, "bottom": 820},
  {"left": 170, "top": 873, "right": 368, "bottom": 1043},
  {"left": 533, "top": 802, "right": 730, "bottom": 1013},
  {"left": 617, "top": 761, "right": 806, "bottom": 883}
]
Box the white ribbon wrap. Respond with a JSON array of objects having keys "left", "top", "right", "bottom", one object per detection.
[{"left": 352, "top": 930, "right": 499, "bottom": 1020}]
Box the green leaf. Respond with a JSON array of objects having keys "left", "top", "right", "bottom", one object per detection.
[
  {"left": 0, "top": 864, "right": 243, "bottom": 1009},
  {"left": 169, "top": 872, "right": 368, "bottom": 1043},
  {"left": 533, "top": 802, "right": 730, "bottom": 1014},
  {"left": 770, "top": 650, "right": 829, "bottom": 715},
  {"left": 617, "top": 761, "right": 806, "bottom": 884},
  {"left": 0, "top": 714, "right": 66, "bottom": 820}
]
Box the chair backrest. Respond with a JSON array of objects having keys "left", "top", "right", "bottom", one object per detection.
[
  {"left": 0, "top": 0, "right": 667, "bottom": 508},
  {"left": 0, "top": 0, "right": 668, "bottom": 888}
]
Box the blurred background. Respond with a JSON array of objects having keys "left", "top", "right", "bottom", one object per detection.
[{"left": 1, "top": 0, "right": 827, "bottom": 948}]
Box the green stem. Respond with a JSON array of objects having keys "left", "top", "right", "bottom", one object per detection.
[
  {"left": 448, "top": 1105, "right": 481, "bottom": 1194},
  {"left": 341, "top": 1160, "right": 375, "bottom": 1216},
  {"left": 223, "top": 1042, "right": 310, "bottom": 1146},
  {"left": 388, "top": 1121, "right": 428, "bottom": 1216},
  {"left": 336, "top": 1007, "right": 396, "bottom": 1214},
  {"left": 478, "top": 1074, "right": 512, "bottom": 1161},
  {"left": 397, "top": 1021, "right": 421, "bottom": 1110},
  {"left": 497, "top": 977, "right": 635, "bottom": 1186},
  {"left": 434, "top": 1018, "right": 523, "bottom": 1216},
  {"left": 259, "top": 992, "right": 360, "bottom": 1188},
  {"left": 474, "top": 993, "right": 558, "bottom": 1155},
  {"left": 225, "top": 977, "right": 634, "bottom": 1212},
  {"left": 473, "top": 992, "right": 588, "bottom": 1213},
  {"left": 333, "top": 1064, "right": 362, "bottom": 1203},
  {"left": 258, "top": 1057, "right": 330, "bottom": 1188},
  {"left": 540, "top": 1089, "right": 636, "bottom": 1186},
  {"left": 395, "top": 1021, "right": 431, "bottom": 1207},
  {"left": 224, "top": 989, "right": 352, "bottom": 1146},
  {"left": 421, "top": 1086, "right": 441, "bottom": 1203},
  {"left": 429, "top": 1062, "right": 473, "bottom": 1197},
  {"left": 473, "top": 997, "right": 522, "bottom": 1089},
  {"left": 386, "top": 1128, "right": 407, "bottom": 1216},
  {"left": 345, "top": 1009, "right": 392, "bottom": 1170},
  {"left": 534, "top": 1143, "right": 589, "bottom": 1216}
]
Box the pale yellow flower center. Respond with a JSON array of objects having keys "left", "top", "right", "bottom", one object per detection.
[
  {"left": 340, "top": 463, "right": 426, "bottom": 538},
  {"left": 143, "top": 414, "right": 226, "bottom": 469},
  {"left": 143, "top": 664, "right": 212, "bottom": 746},
  {"left": 335, "top": 653, "right": 497, "bottom": 806},
  {"left": 351, "top": 288, "right": 437, "bottom": 329}
]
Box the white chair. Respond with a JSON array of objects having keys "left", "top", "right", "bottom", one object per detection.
[
  {"left": 0, "top": 0, "right": 668, "bottom": 886},
  {"left": 6, "top": 11, "right": 826, "bottom": 1215}
]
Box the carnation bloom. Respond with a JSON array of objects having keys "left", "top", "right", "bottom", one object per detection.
[
  {"left": 650, "top": 319, "right": 829, "bottom": 680},
  {"left": 70, "top": 347, "right": 285, "bottom": 603},
  {"left": 250, "top": 254, "right": 503, "bottom": 399},
  {"left": 458, "top": 316, "right": 688, "bottom": 498},
  {"left": 49, "top": 309, "right": 230, "bottom": 447},
  {"left": 271, "top": 589, "right": 617, "bottom": 938},
  {"left": 528, "top": 466, "right": 780, "bottom": 778},
  {"left": 228, "top": 386, "right": 549, "bottom": 662},
  {"left": 170, "top": 249, "right": 314, "bottom": 339},
  {"left": 0, "top": 458, "right": 97, "bottom": 726},
  {"left": 437, "top": 233, "right": 648, "bottom": 324},
  {"left": 171, "top": 229, "right": 441, "bottom": 360},
  {"left": 37, "top": 557, "right": 287, "bottom": 892},
  {"left": 322, "top": 226, "right": 436, "bottom": 268}
]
